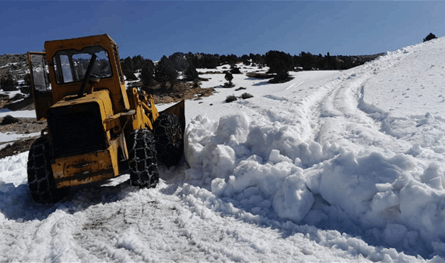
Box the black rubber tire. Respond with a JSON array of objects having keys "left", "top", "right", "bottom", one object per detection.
[
  {"left": 128, "top": 129, "right": 159, "bottom": 188},
  {"left": 27, "top": 137, "right": 66, "bottom": 203},
  {"left": 153, "top": 113, "right": 184, "bottom": 167}
]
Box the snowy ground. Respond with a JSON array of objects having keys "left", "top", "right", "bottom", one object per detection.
[{"left": 2, "top": 38, "right": 445, "bottom": 262}]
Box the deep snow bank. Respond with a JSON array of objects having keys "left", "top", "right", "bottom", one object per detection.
[
  {"left": 185, "top": 113, "right": 342, "bottom": 222},
  {"left": 185, "top": 112, "right": 445, "bottom": 258}
]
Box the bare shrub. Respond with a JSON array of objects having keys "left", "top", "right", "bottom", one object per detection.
[
  {"left": 241, "top": 93, "right": 253, "bottom": 99},
  {"left": 225, "top": 95, "right": 237, "bottom": 103},
  {"left": 1, "top": 115, "right": 19, "bottom": 125}
]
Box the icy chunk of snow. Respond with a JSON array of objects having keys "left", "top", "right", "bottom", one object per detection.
[{"left": 273, "top": 173, "right": 314, "bottom": 222}]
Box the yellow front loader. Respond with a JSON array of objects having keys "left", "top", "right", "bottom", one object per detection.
[{"left": 27, "top": 34, "right": 185, "bottom": 203}]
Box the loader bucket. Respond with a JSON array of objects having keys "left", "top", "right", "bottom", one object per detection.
[{"left": 161, "top": 100, "right": 186, "bottom": 134}]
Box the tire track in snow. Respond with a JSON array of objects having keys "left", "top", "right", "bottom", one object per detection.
[
  {"left": 223, "top": 71, "right": 342, "bottom": 144},
  {"left": 70, "top": 190, "right": 187, "bottom": 262},
  {"left": 313, "top": 51, "right": 415, "bottom": 152},
  {"left": 243, "top": 79, "right": 343, "bottom": 144},
  {"left": 284, "top": 80, "right": 304, "bottom": 90},
  {"left": 0, "top": 147, "right": 422, "bottom": 262}
]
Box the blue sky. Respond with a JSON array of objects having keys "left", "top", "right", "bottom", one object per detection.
[{"left": 1, "top": 1, "right": 444, "bottom": 61}]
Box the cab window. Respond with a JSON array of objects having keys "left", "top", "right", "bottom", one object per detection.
[{"left": 52, "top": 46, "right": 112, "bottom": 84}]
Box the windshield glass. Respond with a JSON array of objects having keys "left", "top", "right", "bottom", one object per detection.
[{"left": 53, "top": 46, "right": 112, "bottom": 84}]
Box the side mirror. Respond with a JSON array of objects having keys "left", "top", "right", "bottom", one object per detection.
[
  {"left": 89, "top": 76, "right": 100, "bottom": 84},
  {"left": 88, "top": 76, "right": 100, "bottom": 94}
]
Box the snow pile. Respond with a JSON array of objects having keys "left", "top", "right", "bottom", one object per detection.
[
  {"left": 184, "top": 105, "right": 445, "bottom": 258},
  {"left": 185, "top": 113, "right": 335, "bottom": 221},
  {"left": 0, "top": 152, "right": 32, "bottom": 222}
]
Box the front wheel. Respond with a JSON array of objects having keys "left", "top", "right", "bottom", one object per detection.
[
  {"left": 27, "top": 137, "right": 67, "bottom": 203},
  {"left": 128, "top": 129, "right": 159, "bottom": 188}
]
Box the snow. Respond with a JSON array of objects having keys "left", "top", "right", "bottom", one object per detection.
[
  {"left": 0, "top": 131, "right": 40, "bottom": 144},
  {"left": 0, "top": 109, "right": 36, "bottom": 118},
  {"left": 3, "top": 37, "right": 445, "bottom": 261}
]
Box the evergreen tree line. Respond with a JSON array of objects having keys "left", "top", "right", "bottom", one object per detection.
[
  {"left": 120, "top": 51, "right": 383, "bottom": 88},
  {"left": 2, "top": 32, "right": 437, "bottom": 91},
  {"left": 0, "top": 74, "right": 18, "bottom": 91}
]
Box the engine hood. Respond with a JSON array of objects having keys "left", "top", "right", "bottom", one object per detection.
[{"left": 50, "top": 89, "right": 114, "bottom": 121}]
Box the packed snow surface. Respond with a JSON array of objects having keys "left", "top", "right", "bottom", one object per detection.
[{"left": 2, "top": 38, "right": 445, "bottom": 261}]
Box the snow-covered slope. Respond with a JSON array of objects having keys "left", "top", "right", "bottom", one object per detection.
[{"left": 2, "top": 38, "right": 445, "bottom": 261}]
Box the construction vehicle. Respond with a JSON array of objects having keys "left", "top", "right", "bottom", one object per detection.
[{"left": 27, "top": 34, "right": 185, "bottom": 203}]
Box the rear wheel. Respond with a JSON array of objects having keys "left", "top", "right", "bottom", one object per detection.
[
  {"left": 153, "top": 113, "right": 184, "bottom": 167},
  {"left": 27, "top": 137, "right": 66, "bottom": 203},
  {"left": 128, "top": 129, "right": 159, "bottom": 188}
]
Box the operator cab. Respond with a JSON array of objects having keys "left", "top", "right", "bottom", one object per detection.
[
  {"left": 28, "top": 34, "right": 130, "bottom": 121},
  {"left": 52, "top": 46, "right": 112, "bottom": 85}
]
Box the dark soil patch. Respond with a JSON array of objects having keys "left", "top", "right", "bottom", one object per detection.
[
  {"left": 246, "top": 72, "right": 275, "bottom": 79},
  {"left": 139, "top": 81, "right": 215, "bottom": 104},
  {"left": 241, "top": 93, "right": 254, "bottom": 99},
  {"left": 4, "top": 96, "right": 34, "bottom": 111},
  {"left": 0, "top": 117, "right": 45, "bottom": 134},
  {"left": 222, "top": 83, "right": 235, "bottom": 88},
  {"left": 268, "top": 76, "right": 294, "bottom": 84},
  {"left": 225, "top": 95, "right": 237, "bottom": 103},
  {"left": 1, "top": 115, "right": 20, "bottom": 125},
  {"left": 0, "top": 117, "right": 46, "bottom": 159},
  {"left": 0, "top": 137, "right": 37, "bottom": 159}
]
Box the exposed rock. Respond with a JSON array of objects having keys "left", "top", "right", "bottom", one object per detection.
[{"left": 1, "top": 115, "right": 20, "bottom": 125}]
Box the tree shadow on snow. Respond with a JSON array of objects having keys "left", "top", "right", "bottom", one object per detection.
[{"left": 252, "top": 80, "right": 270, "bottom": 86}]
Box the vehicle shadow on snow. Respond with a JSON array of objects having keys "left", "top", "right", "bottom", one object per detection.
[
  {"left": 0, "top": 160, "right": 188, "bottom": 223},
  {"left": 0, "top": 177, "right": 139, "bottom": 222}
]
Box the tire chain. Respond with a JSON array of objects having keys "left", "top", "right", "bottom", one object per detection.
[
  {"left": 153, "top": 113, "right": 183, "bottom": 167},
  {"left": 128, "top": 129, "right": 159, "bottom": 188},
  {"left": 27, "top": 137, "right": 61, "bottom": 203}
]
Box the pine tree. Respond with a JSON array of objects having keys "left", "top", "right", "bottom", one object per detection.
[
  {"left": 122, "top": 57, "right": 137, "bottom": 81},
  {"left": 123, "top": 57, "right": 134, "bottom": 72},
  {"left": 265, "top": 50, "right": 293, "bottom": 81},
  {"left": 230, "top": 64, "right": 241, "bottom": 74},
  {"left": 202, "top": 55, "right": 220, "bottom": 69},
  {"left": 241, "top": 54, "right": 250, "bottom": 65},
  {"left": 169, "top": 52, "right": 189, "bottom": 71},
  {"left": 300, "top": 52, "right": 314, "bottom": 71},
  {"left": 0, "top": 74, "right": 17, "bottom": 91},
  {"left": 132, "top": 55, "right": 146, "bottom": 70},
  {"left": 424, "top": 33, "right": 437, "bottom": 42},
  {"left": 140, "top": 62, "right": 154, "bottom": 87},
  {"left": 185, "top": 64, "right": 199, "bottom": 81},
  {"left": 155, "top": 56, "right": 178, "bottom": 88},
  {"left": 24, "top": 73, "right": 31, "bottom": 86},
  {"left": 225, "top": 72, "right": 233, "bottom": 86}
]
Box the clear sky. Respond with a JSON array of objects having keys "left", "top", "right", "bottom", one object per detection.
[{"left": 1, "top": 1, "right": 444, "bottom": 61}]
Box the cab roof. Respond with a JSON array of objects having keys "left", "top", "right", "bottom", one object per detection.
[{"left": 44, "top": 34, "right": 117, "bottom": 59}]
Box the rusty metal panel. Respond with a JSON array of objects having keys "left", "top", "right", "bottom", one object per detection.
[
  {"left": 52, "top": 139, "right": 120, "bottom": 188},
  {"left": 27, "top": 52, "right": 53, "bottom": 120}
]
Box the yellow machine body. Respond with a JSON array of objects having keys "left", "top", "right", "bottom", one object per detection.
[{"left": 27, "top": 34, "right": 184, "bottom": 189}]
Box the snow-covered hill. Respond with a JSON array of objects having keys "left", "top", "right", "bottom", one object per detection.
[{"left": 2, "top": 38, "right": 445, "bottom": 262}]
